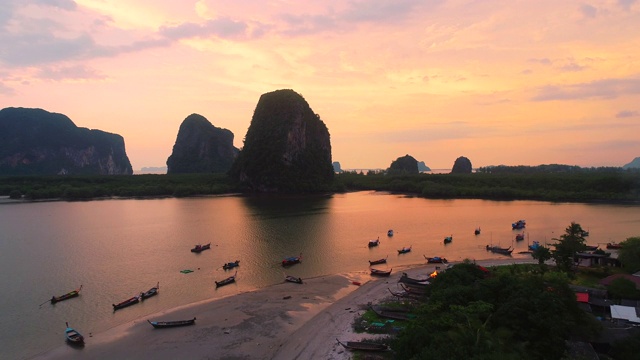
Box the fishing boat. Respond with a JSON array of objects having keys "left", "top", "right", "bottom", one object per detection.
[
  {"left": 387, "top": 287, "right": 423, "bottom": 299},
  {"left": 370, "top": 268, "right": 392, "bottom": 276},
  {"left": 336, "top": 338, "right": 390, "bottom": 352},
  {"left": 515, "top": 233, "right": 525, "bottom": 241},
  {"left": 215, "top": 271, "right": 237, "bottom": 287},
  {"left": 606, "top": 242, "right": 622, "bottom": 249},
  {"left": 285, "top": 275, "right": 303, "bottom": 284},
  {"left": 140, "top": 282, "right": 159, "bottom": 300},
  {"left": 387, "top": 229, "right": 394, "bottom": 237},
  {"left": 65, "top": 322, "right": 84, "bottom": 345},
  {"left": 424, "top": 255, "right": 447, "bottom": 264},
  {"left": 486, "top": 245, "right": 513, "bottom": 256},
  {"left": 368, "top": 238, "right": 380, "bottom": 247},
  {"left": 397, "top": 246, "right": 412, "bottom": 254},
  {"left": 51, "top": 285, "right": 82, "bottom": 304},
  {"left": 281, "top": 253, "right": 302, "bottom": 267},
  {"left": 443, "top": 236, "right": 452, "bottom": 244},
  {"left": 113, "top": 295, "right": 141, "bottom": 310},
  {"left": 222, "top": 260, "right": 240, "bottom": 270},
  {"left": 512, "top": 220, "right": 526, "bottom": 229},
  {"left": 190, "top": 243, "right": 211, "bottom": 253},
  {"left": 368, "top": 255, "right": 388, "bottom": 265},
  {"left": 474, "top": 227, "right": 481, "bottom": 235},
  {"left": 528, "top": 241, "right": 541, "bottom": 251},
  {"left": 370, "top": 305, "right": 417, "bottom": 321},
  {"left": 400, "top": 283, "right": 427, "bottom": 295},
  {"left": 148, "top": 317, "right": 196, "bottom": 328},
  {"left": 398, "top": 272, "right": 430, "bottom": 286}
]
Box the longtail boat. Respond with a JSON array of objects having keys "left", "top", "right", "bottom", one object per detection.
[
  {"left": 370, "top": 305, "right": 417, "bottom": 321},
  {"left": 336, "top": 338, "right": 389, "bottom": 352},
  {"left": 398, "top": 272, "right": 429, "bottom": 286},
  {"left": 65, "top": 322, "right": 84, "bottom": 345},
  {"left": 215, "top": 271, "right": 237, "bottom": 288},
  {"left": 113, "top": 295, "right": 141, "bottom": 311},
  {"left": 368, "top": 238, "right": 380, "bottom": 247},
  {"left": 281, "top": 253, "right": 302, "bottom": 267},
  {"left": 140, "top": 282, "right": 159, "bottom": 300},
  {"left": 368, "top": 255, "right": 388, "bottom": 266},
  {"left": 424, "top": 255, "right": 447, "bottom": 264},
  {"left": 222, "top": 260, "right": 240, "bottom": 270},
  {"left": 397, "top": 246, "right": 412, "bottom": 254},
  {"left": 51, "top": 285, "right": 82, "bottom": 304},
  {"left": 370, "top": 268, "right": 392, "bottom": 277},
  {"left": 148, "top": 317, "right": 196, "bottom": 328},
  {"left": 285, "top": 275, "right": 303, "bottom": 284},
  {"left": 486, "top": 245, "right": 513, "bottom": 256},
  {"left": 191, "top": 243, "right": 211, "bottom": 253}
]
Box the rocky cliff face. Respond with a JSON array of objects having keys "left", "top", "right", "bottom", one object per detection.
[
  {"left": 229, "top": 89, "right": 333, "bottom": 192},
  {"left": 0, "top": 107, "right": 132, "bottom": 175},
  {"left": 388, "top": 154, "right": 419, "bottom": 174},
  {"left": 451, "top": 156, "right": 473, "bottom": 174},
  {"left": 166, "top": 114, "right": 238, "bottom": 174}
]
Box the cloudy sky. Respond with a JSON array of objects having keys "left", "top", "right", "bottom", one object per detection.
[{"left": 1, "top": 0, "right": 639, "bottom": 170}]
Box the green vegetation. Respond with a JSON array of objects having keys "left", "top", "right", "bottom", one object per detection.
[
  {"left": 0, "top": 174, "right": 236, "bottom": 200},
  {"left": 617, "top": 237, "right": 640, "bottom": 273},
  {"left": 333, "top": 169, "right": 640, "bottom": 202}
]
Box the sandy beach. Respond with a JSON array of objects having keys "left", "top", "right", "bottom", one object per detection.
[{"left": 32, "top": 258, "right": 537, "bottom": 360}]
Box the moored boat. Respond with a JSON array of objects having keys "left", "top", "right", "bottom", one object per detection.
[
  {"left": 515, "top": 233, "right": 525, "bottom": 241},
  {"left": 222, "top": 260, "right": 240, "bottom": 270},
  {"left": 398, "top": 272, "right": 430, "bottom": 286},
  {"left": 140, "top": 282, "right": 159, "bottom": 300},
  {"left": 191, "top": 243, "right": 211, "bottom": 253},
  {"left": 474, "top": 227, "right": 481, "bottom": 235},
  {"left": 368, "top": 255, "right": 388, "bottom": 265},
  {"left": 486, "top": 245, "right": 513, "bottom": 256},
  {"left": 65, "top": 322, "right": 84, "bottom": 345},
  {"left": 606, "top": 242, "right": 622, "bottom": 249},
  {"left": 424, "top": 255, "right": 447, "bottom": 264},
  {"left": 148, "top": 317, "right": 196, "bottom": 328},
  {"left": 387, "top": 229, "right": 394, "bottom": 237},
  {"left": 397, "top": 246, "right": 412, "bottom": 254},
  {"left": 368, "top": 238, "right": 380, "bottom": 247},
  {"left": 512, "top": 219, "right": 526, "bottom": 229},
  {"left": 528, "top": 241, "right": 541, "bottom": 251},
  {"left": 370, "top": 268, "right": 392, "bottom": 276},
  {"left": 113, "top": 295, "right": 141, "bottom": 310},
  {"left": 285, "top": 275, "right": 303, "bottom": 284},
  {"left": 370, "top": 305, "right": 417, "bottom": 321},
  {"left": 443, "top": 236, "right": 452, "bottom": 244},
  {"left": 336, "top": 338, "right": 390, "bottom": 352},
  {"left": 215, "top": 271, "right": 237, "bottom": 288},
  {"left": 281, "top": 253, "right": 302, "bottom": 267},
  {"left": 51, "top": 285, "right": 82, "bottom": 304}
]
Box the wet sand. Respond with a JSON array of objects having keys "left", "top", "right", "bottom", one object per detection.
[{"left": 32, "top": 258, "right": 537, "bottom": 360}]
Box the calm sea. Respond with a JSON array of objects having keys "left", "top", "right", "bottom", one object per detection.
[{"left": 1, "top": 191, "right": 639, "bottom": 359}]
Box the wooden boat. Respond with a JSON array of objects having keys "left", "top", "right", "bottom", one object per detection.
[
  {"left": 285, "top": 275, "right": 303, "bottom": 284},
  {"left": 388, "top": 287, "right": 423, "bottom": 299},
  {"left": 51, "top": 285, "right": 82, "bottom": 304},
  {"left": 474, "top": 227, "right": 481, "bottom": 235},
  {"left": 370, "top": 268, "right": 392, "bottom": 276},
  {"left": 281, "top": 253, "right": 302, "bottom": 267},
  {"left": 512, "top": 219, "right": 526, "bottom": 229},
  {"left": 400, "top": 283, "right": 427, "bottom": 295},
  {"left": 215, "top": 271, "right": 237, "bottom": 287},
  {"left": 397, "top": 246, "right": 411, "bottom": 254},
  {"left": 222, "top": 260, "right": 240, "bottom": 270},
  {"left": 370, "top": 305, "right": 416, "bottom": 321},
  {"left": 424, "top": 255, "right": 447, "bottom": 264},
  {"left": 387, "top": 229, "right": 394, "bottom": 237},
  {"left": 443, "top": 236, "right": 452, "bottom": 244},
  {"left": 399, "top": 272, "right": 429, "bottom": 286},
  {"left": 148, "top": 317, "right": 196, "bottom": 328},
  {"left": 336, "top": 338, "right": 389, "bottom": 352},
  {"left": 191, "top": 243, "right": 211, "bottom": 253},
  {"left": 606, "top": 242, "right": 622, "bottom": 249},
  {"left": 113, "top": 295, "right": 141, "bottom": 310},
  {"left": 528, "top": 241, "right": 541, "bottom": 251},
  {"left": 486, "top": 245, "right": 513, "bottom": 256},
  {"left": 140, "top": 282, "right": 159, "bottom": 300},
  {"left": 368, "top": 255, "right": 388, "bottom": 265},
  {"left": 515, "top": 233, "right": 525, "bottom": 241},
  {"left": 368, "top": 238, "right": 380, "bottom": 247},
  {"left": 65, "top": 322, "right": 84, "bottom": 345}
]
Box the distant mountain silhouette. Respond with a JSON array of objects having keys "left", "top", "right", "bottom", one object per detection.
[
  {"left": 0, "top": 107, "right": 132, "bottom": 175},
  {"left": 623, "top": 157, "right": 640, "bottom": 169}
]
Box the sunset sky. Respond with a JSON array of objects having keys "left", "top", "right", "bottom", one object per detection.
[{"left": 1, "top": 0, "right": 639, "bottom": 171}]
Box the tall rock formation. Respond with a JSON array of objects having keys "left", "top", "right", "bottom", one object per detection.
[
  {"left": 229, "top": 89, "right": 333, "bottom": 192},
  {"left": 417, "top": 161, "right": 431, "bottom": 172},
  {"left": 0, "top": 107, "right": 132, "bottom": 175},
  {"left": 166, "top": 114, "right": 238, "bottom": 174},
  {"left": 388, "top": 154, "right": 419, "bottom": 175},
  {"left": 623, "top": 157, "right": 640, "bottom": 169},
  {"left": 451, "top": 156, "right": 473, "bottom": 174}
]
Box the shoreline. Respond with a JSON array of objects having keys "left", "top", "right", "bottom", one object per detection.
[{"left": 31, "top": 258, "right": 538, "bottom": 360}]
